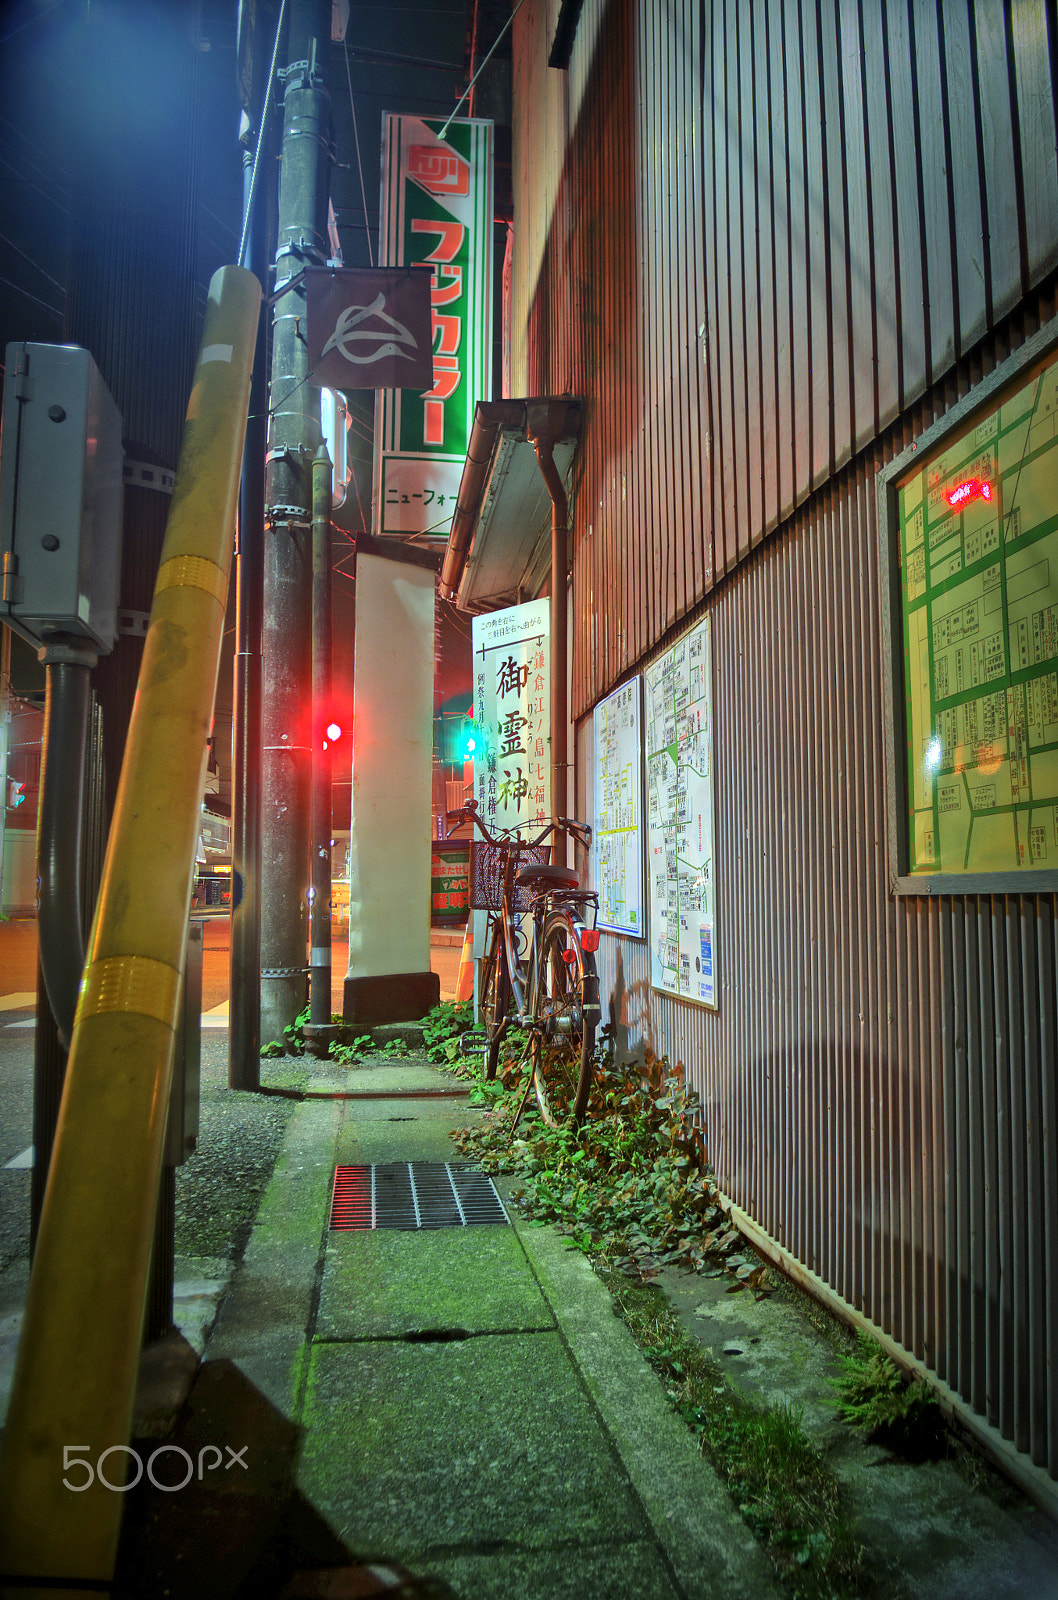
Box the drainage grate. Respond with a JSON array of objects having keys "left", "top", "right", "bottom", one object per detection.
[{"left": 329, "top": 1162, "right": 510, "bottom": 1231}]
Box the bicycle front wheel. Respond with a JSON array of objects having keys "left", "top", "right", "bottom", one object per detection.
[
  {"left": 479, "top": 929, "right": 510, "bottom": 1080},
  {"left": 529, "top": 911, "right": 599, "bottom": 1125}
]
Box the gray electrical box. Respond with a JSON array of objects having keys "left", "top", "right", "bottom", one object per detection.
[{"left": 0, "top": 342, "right": 123, "bottom": 652}]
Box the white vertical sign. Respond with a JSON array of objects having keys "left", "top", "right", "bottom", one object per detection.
[{"left": 471, "top": 599, "right": 551, "bottom": 833}]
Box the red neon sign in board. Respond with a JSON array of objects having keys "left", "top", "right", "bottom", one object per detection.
[{"left": 946, "top": 476, "right": 993, "bottom": 510}]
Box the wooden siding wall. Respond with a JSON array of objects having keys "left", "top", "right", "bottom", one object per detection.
[{"left": 510, "top": 0, "right": 1058, "bottom": 1495}]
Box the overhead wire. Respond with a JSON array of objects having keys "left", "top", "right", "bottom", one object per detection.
[
  {"left": 0, "top": 0, "right": 67, "bottom": 47},
  {"left": 0, "top": 231, "right": 66, "bottom": 297},
  {"left": 438, "top": 0, "right": 526, "bottom": 139},
  {"left": 237, "top": 0, "right": 287, "bottom": 270},
  {"left": 0, "top": 274, "right": 63, "bottom": 318},
  {"left": 342, "top": 38, "right": 374, "bottom": 266}
]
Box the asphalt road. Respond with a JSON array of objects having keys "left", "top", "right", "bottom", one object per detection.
[{"left": 0, "top": 914, "right": 464, "bottom": 1294}]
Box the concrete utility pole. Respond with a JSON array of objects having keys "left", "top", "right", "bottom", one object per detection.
[{"left": 260, "top": 0, "right": 334, "bottom": 1047}]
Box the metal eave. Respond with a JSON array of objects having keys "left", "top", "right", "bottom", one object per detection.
[{"left": 438, "top": 397, "right": 581, "bottom": 613}]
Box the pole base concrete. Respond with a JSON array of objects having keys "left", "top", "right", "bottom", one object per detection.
[{"left": 344, "top": 971, "right": 440, "bottom": 1028}]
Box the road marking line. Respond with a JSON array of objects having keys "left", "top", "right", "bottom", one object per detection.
[
  {"left": 5, "top": 1146, "right": 33, "bottom": 1170},
  {"left": 0, "top": 993, "right": 35, "bottom": 1013}
]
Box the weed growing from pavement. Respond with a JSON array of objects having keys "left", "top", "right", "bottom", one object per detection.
[
  {"left": 261, "top": 1000, "right": 477, "bottom": 1065},
  {"left": 600, "top": 1264, "right": 865, "bottom": 1598},
  {"left": 415, "top": 999, "right": 472, "bottom": 1062},
  {"left": 831, "top": 1332, "right": 943, "bottom": 1452},
  {"left": 451, "top": 1042, "right": 869, "bottom": 1598},
  {"left": 453, "top": 1042, "right": 760, "bottom": 1282}
]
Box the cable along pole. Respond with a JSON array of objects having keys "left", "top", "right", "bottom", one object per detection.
[{"left": 260, "top": 0, "right": 334, "bottom": 1050}]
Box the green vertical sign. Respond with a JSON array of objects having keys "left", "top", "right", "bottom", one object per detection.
[{"left": 374, "top": 114, "right": 494, "bottom": 539}]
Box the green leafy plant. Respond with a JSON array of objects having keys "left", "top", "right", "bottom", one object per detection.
[
  {"left": 260, "top": 1005, "right": 355, "bottom": 1060},
  {"left": 422, "top": 999, "right": 477, "bottom": 1064},
  {"left": 453, "top": 1042, "right": 763, "bottom": 1288},
  {"left": 331, "top": 1033, "right": 376, "bottom": 1065},
  {"left": 831, "top": 1333, "right": 942, "bottom": 1448}
]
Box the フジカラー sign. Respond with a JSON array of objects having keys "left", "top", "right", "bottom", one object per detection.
[
  {"left": 304, "top": 266, "right": 434, "bottom": 392},
  {"left": 373, "top": 114, "right": 494, "bottom": 539}
]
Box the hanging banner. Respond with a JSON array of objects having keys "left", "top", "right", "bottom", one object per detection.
[
  {"left": 374, "top": 113, "right": 494, "bottom": 540},
  {"left": 471, "top": 599, "right": 551, "bottom": 834},
  {"left": 304, "top": 266, "right": 434, "bottom": 391}
]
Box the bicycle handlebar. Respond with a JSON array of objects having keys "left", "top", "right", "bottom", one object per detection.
[{"left": 445, "top": 797, "right": 592, "bottom": 852}]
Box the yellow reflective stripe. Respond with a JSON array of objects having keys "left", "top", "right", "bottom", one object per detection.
[
  {"left": 155, "top": 554, "right": 227, "bottom": 606},
  {"left": 77, "top": 956, "right": 180, "bottom": 1027}
]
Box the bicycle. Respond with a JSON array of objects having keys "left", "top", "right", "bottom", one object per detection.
[{"left": 446, "top": 798, "right": 602, "bottom": 1125}]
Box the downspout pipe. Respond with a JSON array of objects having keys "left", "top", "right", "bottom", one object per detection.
[{"left": 35, "top": 642, "right": 96, "bottom": 1046}]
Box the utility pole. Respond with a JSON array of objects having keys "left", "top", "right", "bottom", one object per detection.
[
  {"left": 260, "top": 0, "right": 334, "bottom": 1047},
  {"left": 228, "top": 0, "right": 279, "bottom": 1090}
]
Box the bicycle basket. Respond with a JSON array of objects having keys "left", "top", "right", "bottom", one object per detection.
[{"left": 470, "top": 839, "right": 550, "bottom": 914}]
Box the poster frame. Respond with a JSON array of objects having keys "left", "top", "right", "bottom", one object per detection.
[
  {"left": 878, "top": 313, "right": 1058, "bottom": 895},
  {"left": 591, "top": 675, "right": 646, "bottom": 940},
  {"left": 643, "top": 615, "right": 718, "bottom": 1009}
]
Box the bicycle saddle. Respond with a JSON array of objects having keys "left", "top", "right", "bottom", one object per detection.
[{"left": 516, "top": 862, "right": 581, "bottom": 890}]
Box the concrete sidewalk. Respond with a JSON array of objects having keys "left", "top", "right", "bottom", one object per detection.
[{"left": 115, "top": 1053, "right": 782, "bottom": 1600}]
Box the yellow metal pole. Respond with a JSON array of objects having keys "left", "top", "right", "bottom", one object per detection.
[{"left": 0, "top": 265, "right": 260, "bottom": 1598}]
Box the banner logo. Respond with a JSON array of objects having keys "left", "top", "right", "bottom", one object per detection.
[
  {"left": 408, "top": 144, "right": 470, "bottom": 197},
  {"left": 305, "top": 266, "right": 434, "bottom": 392},
  {"left": 322, "top": 294, "right": 420, "bottom": 368}
]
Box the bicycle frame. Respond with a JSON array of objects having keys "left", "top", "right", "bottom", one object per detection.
[{"left": 447, "top": 800, "right": 601, "bottom": 1120}]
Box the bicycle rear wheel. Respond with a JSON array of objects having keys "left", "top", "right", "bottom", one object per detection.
[
  {"left": 529, "top": 911, "right": 599, "bottom": 1125},
  {"left": 479, "top": 927, "right": 510, "bottom": 1080}
]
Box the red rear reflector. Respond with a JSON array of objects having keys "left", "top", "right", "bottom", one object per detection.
[
  {"left": 581, "top": 929, "right": 600, "bottom": 952},
  {"left": 561, "top": 948, "right": 576, "bottom": 964}
]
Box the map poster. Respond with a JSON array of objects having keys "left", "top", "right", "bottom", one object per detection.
[
  {"left": 471, "top": 599, "right": 551, "bottom": 834},
  {"left": 644, "top": 618, "right": 717, "bottom": 1007},
  {"left": 897, "top": 347, "right": 1058, "bottom": 877},
  {"left": 592, "top": 678, "right": 645, "bottom": 937}
]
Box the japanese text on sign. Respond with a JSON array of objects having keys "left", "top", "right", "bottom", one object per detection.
[
  {"left": 644, "top": 618, "right": 717, "bottom": 1007},
  {"left": 374, "top": 114, "right": 493, "bottom": 539},
  {"left": 471, "top": 599, "right": 551, "bottom": 833},
  {"left": 593, "top": 678, "right": 645, "bottom": 937},
  {"left": 897, "top": 347, "right": 1058, "bottom": 877}
]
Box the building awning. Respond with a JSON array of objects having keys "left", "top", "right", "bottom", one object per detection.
[{"left": 438, "top": 397, "right": 581, "bottom": 612}]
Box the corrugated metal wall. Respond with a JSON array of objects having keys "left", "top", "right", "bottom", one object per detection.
[
  {"left": 580, "top": 382, "right": 1058, "bottom": 1480},
  {"left": 511, "top": 0, "right": 1058, "bottom": 1493},
  {"left": 513, "top": 0, "right": 1058, "bottom": 719}
]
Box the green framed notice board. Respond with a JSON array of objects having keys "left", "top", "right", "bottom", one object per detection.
[{"left": 880, "top": 319, "right": 1058, "bottom": 891}]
